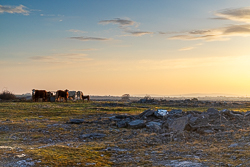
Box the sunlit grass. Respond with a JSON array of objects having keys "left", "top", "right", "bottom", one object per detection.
[{"left": 1, "top": 101, "right": 250, "bottom": 166}]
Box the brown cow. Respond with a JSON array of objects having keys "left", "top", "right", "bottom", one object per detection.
[
  {"left": 56, "top": 89, "right": 69, "bottom": 102},
  {"left": 81, "top": 95, "right": 90, "bottom": 102},
  {"left": 32, "top": 89, "right": 47, "bottom": 102}
]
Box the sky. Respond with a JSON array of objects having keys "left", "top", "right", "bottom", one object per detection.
[{"left": 1, "top": 0, "right": 250, "bottom": 96}]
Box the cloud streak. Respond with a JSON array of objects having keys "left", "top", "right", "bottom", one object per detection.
[
  {"left": 124, "top": 30, "right": 153, "bottom": 36},
  {"left": 67, "top": 29, "right": 86, "bottom": 33},
  {"left": 99, "top": 17, "right": 152, "bottom": 36},
  {"left": 99, "top": 18, "right": 135, "bottom": 26},
  {"left": 69, "top": 36, "right": 111, "bottom": 41},
  {"left": 29, "top": 53, "right": 91, "bottom": 64},
  {"left": 168, "top": 7, "right": 250, "bottom": 42},
  {"left": 215, "top": 7, "right": 250, "bottom": 23},
  {"left": 179, "top": 47, "right": 195, "bottom": 51},
  {"left": 169, "top": 24, "right": 250, "bottom": 41},
  {"left": 0, "top": 4, "right": 29, "bottom": 15},
  {"left": 29, "top": 56, "right": 54, "bottom": 60}
]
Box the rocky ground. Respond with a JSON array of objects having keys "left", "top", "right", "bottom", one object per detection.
[{"left": 1, "top": 101, "right": 250, "bottom": 166}]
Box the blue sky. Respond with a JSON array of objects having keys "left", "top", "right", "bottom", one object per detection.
[{"left": 1, "top": 1, "right": 250, "bottom": 96}]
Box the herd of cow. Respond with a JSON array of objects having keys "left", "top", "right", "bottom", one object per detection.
[{"left": 32, "top": 89, "right": 90, "bottom": 102}]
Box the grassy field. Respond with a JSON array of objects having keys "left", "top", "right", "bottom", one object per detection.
[{"left": 1, "top": 101, "right": 250, "bottom": 166}]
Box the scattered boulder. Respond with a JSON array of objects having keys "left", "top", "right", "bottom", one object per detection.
[
  {"left": 116, "top": 118, "right": 131, "bottom": 128},
  {"left": 113, "top": 107, "right": 246, "bottom": 135},
  {"left": 169, "top": 116, "right": 189, "bottom": 132},
  {"left": 154, "top": 109, "right": 168, "bottom": 118},
  {"left": 115, "top": 115, "right": 130, "bottom": 119},
  {"left": 162, "top": 160, "right": 205, "bottom": 167},
  {"left": 245, "top": 111, "right": 250, "bottom": 117},
  {"left": 206, "top": 108, "right": 220, "bottom": 124},
  {"left": 80, "top": 133, "right": 106, "bottom": 139},
  {"left": 228, "top": 143, "right": 239, "bottom": 148},
  {"left": 169, "top": 109, "right": 182, "bottom": 115},
  {"left": 128, "top": 120, "right": 146, "bottom": 129},
  {"left": 206, "top": 108, "right": 219, "bottom": 115},
  {"left": 189, "top": 114, "right": 209, "bottom": 126},
  {"left": 221, "top": 109, "right": 244, "bottom": 121},
  {"left": 186, "top": 110, "right": 202, "bottom": 116},
  {"left": 185, "top": 124, "right": 225, "bottom": 134},
  {"left": 67, "top": 119, "right": 84, "bottom": 124},
  {"left": 138, "top": 109, "right": 155, "bottom": 119},
  {"left": 146, "top": 121, "right": 162, "bottom": 131}
]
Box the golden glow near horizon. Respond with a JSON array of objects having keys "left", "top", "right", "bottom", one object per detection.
[{"left": 1, "top": 1, "right": 250, "bottom": 96}]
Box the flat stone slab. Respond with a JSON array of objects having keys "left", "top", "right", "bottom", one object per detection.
[
  {"left": 154, "top": 109, "right": 168, "bottom": 118},
  {"left": 164, "top": 160, "right": 205, "bottom": 167},
  {"left": 169, "top": 109, "right": 182, "bottom": 115},
  {"left": 146, "top": 121, "right": 162, "bottom": 130},
  {"left": 169, "top": 116, "right": 188, "bottom": 132},
  {"left": 67, "top": 119, "right": 84, "bottom": 124},
  {"left": 128, "top": 120, "right": 146, "bottom": 129},
  {"left": 80, "top": 133, "right": 106, "bottom": 139}
]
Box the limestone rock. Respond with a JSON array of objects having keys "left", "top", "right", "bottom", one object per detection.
[
  {"left": 128, "top": 120, "right": 146, "bottom": 129},
  {"left": 67, "top": 119, "right": 84, "bottom": 124}
]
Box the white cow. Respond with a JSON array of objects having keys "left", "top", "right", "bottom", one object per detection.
[
  {"left": 77, "top": 91, "right": 83, "bottom": 100},
  {"left": 68, "top": 91, "right": 77, "bottom": 100}
]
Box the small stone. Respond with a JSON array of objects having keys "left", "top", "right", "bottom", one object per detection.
[
  {"left": 228, "top": 143, "right": 238, "bottom": 148},
  {"left": 80, "top": 133, "right": 106, "bottom": 139}
]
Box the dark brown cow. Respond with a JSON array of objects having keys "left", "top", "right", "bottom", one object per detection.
[
  {"left": 56, "top": 89, "right": 69, "bottom": 102},
  {"left": 33, "top": 90, "right": 47, "bottom": 102},
  {"left": 81, "top": 95, "right": 90, "bottom": 102}
]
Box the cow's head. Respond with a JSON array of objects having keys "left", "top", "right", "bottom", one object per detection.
[{"left": 32, "top": 89, "right": 36, "bottom": 96}]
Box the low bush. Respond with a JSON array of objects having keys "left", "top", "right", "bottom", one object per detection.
[{"left": 0, "top": 90, "right": 16, "bottom": 100}]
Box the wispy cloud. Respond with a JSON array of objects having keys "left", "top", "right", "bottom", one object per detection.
[
  {"left": 167, "top": 7, "right": 250, "bottom": 42},
  {"left": 40, "top": 14, "right": 64, "bottom": 17},
  {"left": 179, "top": 47, "right": 195, "bottom": 51},
  {"left": 124, "top": 30, "right": 153, "bottom": 36},
  {"left": 99, "top": 17, "right": 152, "bottom": 36},
  {"left": 67, "top": 29, "right": 86, "bottom": 33},
  {"left": 71, "top": 48, "right": 97, "bottom": 51},
  {"left": 29, "top": 53, "right": 91, "bottom": 63},
  {"left": 0, "top": 4, "right": 29, "bottom": 15},
  {"left": 215, "top": 7, "right": 250, "bottom": 23},
  {"left": 158, "top": 31, "right": 181, "bottom": 35},
  {"left": 99, "top": 18, "right": 136, "bottom": 27},
  {"left": 169, "top": 24, "right": 250, "bottom": 41},
  {"left": 55, "top": 53, "right": 88, "bottom": 60},
  {"left": 29, "top": 56, "right": 54, "bottom": 60},
  {"left": 69, "top": 36, "right": 112, "bottom": 41},
  {"left": 40, "top": 14, "right": 55, "bottom": 17}
]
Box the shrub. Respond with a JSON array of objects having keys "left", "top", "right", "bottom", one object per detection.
[
  {"left": 121, "top": 94, "right": 130, "bottom": 101},
  {"left": 191, "top": 98, "right": 198, "bottom": 102},
  {"left": 0, "top": 90, "right": 16, "bottom": 100},
  {"left": 144, "top": 94, "right": 151, "bottom": 100}
]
